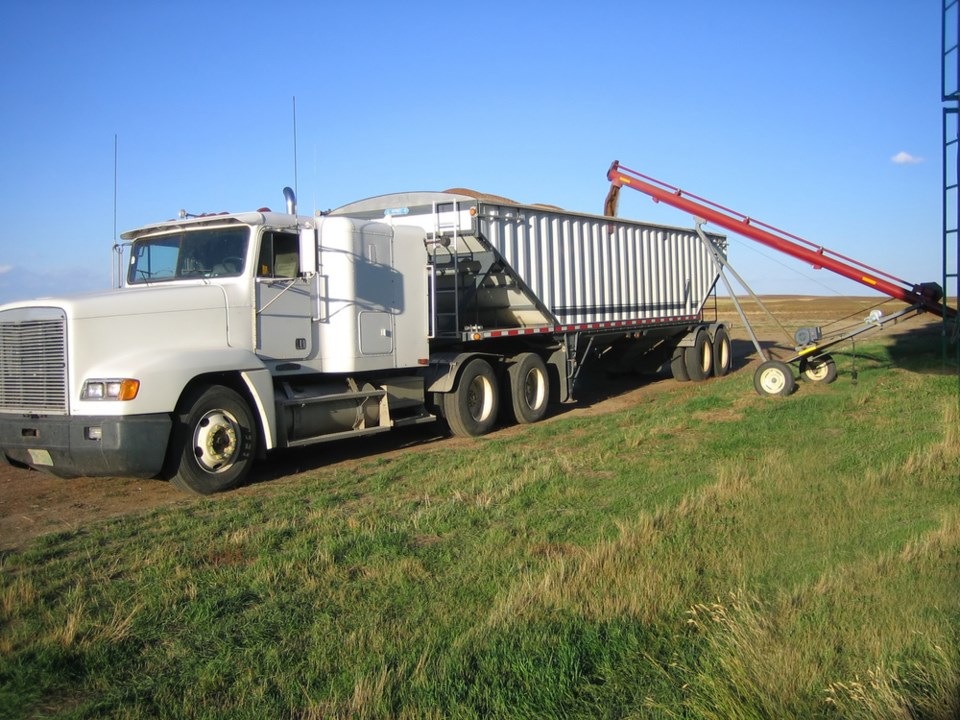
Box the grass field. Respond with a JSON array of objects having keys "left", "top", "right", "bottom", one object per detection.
[{"left": 1, "top": 328, "right": 959, "bottom": 718}]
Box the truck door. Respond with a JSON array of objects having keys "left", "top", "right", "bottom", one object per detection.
[{"left": 255, "top": 231, "right": 312, "bottom": 360}]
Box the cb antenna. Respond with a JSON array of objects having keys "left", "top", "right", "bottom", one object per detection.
[
  {"left": 111, "top": 134, "right": 121, "bottom": 288},
  {"left": 292, "top": 96, "right": 299, "bottom": 203}
]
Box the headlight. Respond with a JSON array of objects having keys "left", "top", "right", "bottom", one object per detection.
[{"left": 81, "top": 378, "right": 140, "bottom": 401}]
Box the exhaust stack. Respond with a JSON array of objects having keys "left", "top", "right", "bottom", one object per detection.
[{"left": 283, "top": 187, "right": 297, "bottom": 215}]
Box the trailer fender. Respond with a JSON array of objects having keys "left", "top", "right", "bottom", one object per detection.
[{"left": 425, "top": 352, "right": 502, "bottom": 393}]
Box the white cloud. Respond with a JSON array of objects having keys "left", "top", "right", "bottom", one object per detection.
[
  {"left": 891, "top": 151, "right": 924, "bottom": 165},
  {"left": 0, "top": 265, "right": 12, "bottom": 275}
]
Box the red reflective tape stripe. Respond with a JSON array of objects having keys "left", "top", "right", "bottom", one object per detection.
[{"left": 473, "top": 313, "right": 703, "bottom": 339}]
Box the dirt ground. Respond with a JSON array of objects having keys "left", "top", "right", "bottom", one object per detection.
[{"left": 0, "top": 296, "right": 945, "bottom": 552}]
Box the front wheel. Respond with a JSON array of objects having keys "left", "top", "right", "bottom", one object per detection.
[
  {"left": 800, "top": 354, "right": 837, "bottom": 384},
  {"left": 164, "top": 385, "right": 258, "bottom": 494},
  {"left": 753, "top": 360, "right": 796, "bottom": 397},
  {"left": 443, "top": 359, "right": 500, "bottom": 437}
]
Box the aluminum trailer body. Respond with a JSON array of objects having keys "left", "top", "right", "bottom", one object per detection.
[
  {"left": 0, "top": 188, "right": 729, "bottom": 494},
  {"left": 331, "top": 190, "right": 725, "bottom": 336}
]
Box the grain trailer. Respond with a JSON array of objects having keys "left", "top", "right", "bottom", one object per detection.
[{"left": 0, "top": 188, "right": 727, "bottom": 493}]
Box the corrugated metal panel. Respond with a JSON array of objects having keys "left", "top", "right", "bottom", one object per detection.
[
  {"left": 330, "top": 191, "right": 725, "bottom": 330},
  {"left": 478, "top": 203, "right": 722, "bottom": 325}
]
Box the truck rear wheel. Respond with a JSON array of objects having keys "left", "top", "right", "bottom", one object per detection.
[
  {"left": 443, "top": 359, "right": 499, "bottom": 437},
  {"left": 670, "top": 344, "right": 690, "bottom": 382},
  {"left": 507, "top": 353, "right": 549, "bottom": 424},
  {"left": 684, "top": 330, "right": 713, "bottom": 381},
  {"left": 165, "top": 384, "right": 257, "bottom": 495},
  {"left": 713, "top": 327, "right": 733, "bottom": 377}
]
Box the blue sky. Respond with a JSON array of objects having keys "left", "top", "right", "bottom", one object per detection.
[{"left": 0, "top": 1, "right": 944, "bottom": 303}]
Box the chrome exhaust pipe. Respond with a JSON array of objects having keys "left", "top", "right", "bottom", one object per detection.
[{"left": 283, "top": 187, "right": 297, "bottom": 215}]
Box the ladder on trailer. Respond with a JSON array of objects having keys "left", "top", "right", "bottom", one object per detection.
[{"left": 427, "top": 200, "right": 465, "bottom": 338}]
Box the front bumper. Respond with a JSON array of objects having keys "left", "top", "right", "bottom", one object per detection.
[{"left": 0, "top": 413, "right": 172, "bottom": 479}]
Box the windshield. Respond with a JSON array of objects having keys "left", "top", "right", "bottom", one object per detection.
[{"left": 127, "top": 227, "right": 250, "bottom": 284}]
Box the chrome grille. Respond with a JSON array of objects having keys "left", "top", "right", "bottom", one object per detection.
[{"left": 0, "top": 309, "right": 68, "bottom": 414}]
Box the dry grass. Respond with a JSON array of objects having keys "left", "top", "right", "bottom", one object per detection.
[
  {"left": 903, "top": 401, "right": 960, "bottom": 477},
  {"left": 486, "top": 453, "right": 773, "bottom": 627},
  {"left": 677, "top": 409, "right": 960, "bottom": 718},
  {"left": 824, "top": 643, "right": 960, "bottom": 720},
  {"left": 51, "top": 593, "right": 85, "bottom": 648}
]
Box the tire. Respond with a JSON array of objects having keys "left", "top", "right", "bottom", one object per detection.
[
  {"left": 800, "top": 353, "right": 837, "bottom": 384},
  {"left": 753, "top": 360, "right": 796, "bottom": 397},
  {"left": 670, "top": 344, "right": 690, "bottom": 382},
  {"left": 507, "top": 353, "right": 550, "bottom": 424},
  {"left": 712, "top": 327, "right": 733, "bottom": 377},
  {"left": 443, "top": 359, "right": 500, "bottom": 437},
  {"left": 684, "top": 330, "right": 714, "bottom": 382},
  {"left": 164, "top": 385, "right": 258, "bottom": 495}
]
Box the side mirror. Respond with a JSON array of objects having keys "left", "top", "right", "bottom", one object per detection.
[{"left": 299, "top": 226, "right": 318, "bottom": 275}]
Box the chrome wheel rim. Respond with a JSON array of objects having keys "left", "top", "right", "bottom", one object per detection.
[
  {"left": 467, "top": 375, "right": 494, "bottom": 422},
  {"left": 193, "top": 409, "right": 241, "bottom": 473},
  {"left": 523, "top": 368, "right": 546, "bottom": 410}
]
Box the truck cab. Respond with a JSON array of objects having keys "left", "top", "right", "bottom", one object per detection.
[{"left": 0, "top": 195, "right": 432, "bottom": 494}]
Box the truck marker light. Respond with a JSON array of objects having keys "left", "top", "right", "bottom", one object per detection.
[{"left": 117, "top": 379, "right": 140, "bottom": 401}]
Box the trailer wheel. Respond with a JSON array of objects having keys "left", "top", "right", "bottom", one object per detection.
[
  {"left": 443, "top": 359, "right": 500, "bottom": 437},
  {"left": 507, "top": 353, "right": 550, "bottom": 424},
  {"left": 670, "top": 345, "right": 690, "bottom": 382},
  {"left": 712, "top": 327, "right": 733, "bottom": 377},
  {"left": 165, "top": 384, "right": 257, "bottom": 495},
  {"left": 684, "top": 330, "right": 714, "bottom": 381},
  {"left": 753, "top": 360, "right": 796, "bottom": 397},
  {"left": 800, "top": 354, "right": 837, "bottom": 384}
]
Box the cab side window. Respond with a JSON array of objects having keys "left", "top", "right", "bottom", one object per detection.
[{"left": 257, "top": 232, "right": 300, "bottom": 278}]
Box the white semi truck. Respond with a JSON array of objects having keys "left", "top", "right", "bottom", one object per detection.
[{"left": 0, "top": 188, "right": 729, "bottom": 494}]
